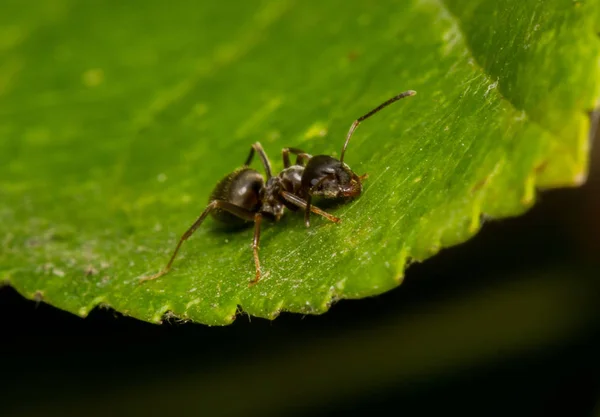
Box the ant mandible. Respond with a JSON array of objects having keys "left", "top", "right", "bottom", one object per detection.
[{"left": 140, "top": 90, "right": 416, "bottom": 286}]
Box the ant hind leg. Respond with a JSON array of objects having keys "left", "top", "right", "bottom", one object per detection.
[
  {"left": 139, "top": 200, "right": 258, "bottom": 284},
  {"left": 245, "top": 142, "right": 273, "bottom": 178},
  {"left": 248, "top": 213, "right": 263, "bottom": 286}
]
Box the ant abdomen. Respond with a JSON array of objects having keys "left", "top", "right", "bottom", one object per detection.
[{"left": 209, "top": 168, "right": 263, "bottom": 226}]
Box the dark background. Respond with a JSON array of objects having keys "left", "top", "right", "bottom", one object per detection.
[{"left": 1, "top": 120, "right": 599, "bottom": 416}]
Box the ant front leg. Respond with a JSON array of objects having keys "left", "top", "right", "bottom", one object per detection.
[
  {"left": 139, "top": 200, "right": 260, "bottom": 284},
  {"left": 282, "top": 148, "right": 312, "bottom": 168},
  {"left": 303, "top": 174, "right": 336, "bottom": 227},
  {"left": 280, "top": 191, "right": 340, "bottom": 226}
]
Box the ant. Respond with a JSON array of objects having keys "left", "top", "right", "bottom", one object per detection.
[{"left": 140, "top": 90, "right": 416, "bottom": 285}]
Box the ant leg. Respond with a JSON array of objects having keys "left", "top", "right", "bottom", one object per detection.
[
  {"left": 295, "top": 153, "right": 312, "bottom": 166},
  {"left": 282, "top": 148, "right": 312, "bottom": 168},
  {"left": 139, "top": 200, "right": 256, "bottom": 283},
  {"left": 280, "top": 191, "right": 340, "bottom": 226},
  {"left": 244, "top": 142, "right": 273, "bottom": 179},
  {"left": 303, "top": 174, "right": 335, "bottom": 227},
  {"left": 304, "top": 194, "right": 312, "bottom": 227},
  {"left": 282, "top": 149, "right": 291, "bottom": 168},
  {"left": 248, "top": 213, "right": 263, "bottom": 286}
]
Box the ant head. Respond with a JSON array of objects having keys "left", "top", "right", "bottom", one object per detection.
[
  {"left": 302, "top": 155, "right": 364, "bottom": 199},
  {"left": 301, "top": 90, "right": 415, "bottom": 200}
]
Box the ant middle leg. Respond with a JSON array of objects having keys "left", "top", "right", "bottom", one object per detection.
[
  {"left": 139, "top": 200, "right": 259, "bottom": 284},
  {"left": 245, "top": 142, "right": 273, "bottom": 178},
  {"left": 282, "top": 148, "right": 312, "bottom": 168}
]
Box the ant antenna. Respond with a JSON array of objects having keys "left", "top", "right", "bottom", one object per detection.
[{"left": 340, "top": 90, "right": 416, "bottom": 164}]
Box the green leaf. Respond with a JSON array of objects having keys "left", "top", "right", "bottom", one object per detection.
[{"left": 1, "top": 0, "right": 599, "bottom": 325}]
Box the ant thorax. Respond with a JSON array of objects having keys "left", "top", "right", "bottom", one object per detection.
[
  {"left": 278, "top": 165, "right": 304, "bottom": 194},
  {"left": 260, "top": 165, "right": 304, "bottom": 220}
]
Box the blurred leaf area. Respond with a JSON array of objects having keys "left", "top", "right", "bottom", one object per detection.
[{"left": 1, "top": 116, "right": 599, "bottom": 417}]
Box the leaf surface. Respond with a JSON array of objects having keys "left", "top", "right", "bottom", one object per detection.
[{"left": 1, "top": 0, "right": 599, "bottom": 324}]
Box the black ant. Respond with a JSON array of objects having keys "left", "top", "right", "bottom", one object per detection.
[{"left": 140, "top": 90, "right": 416, "bottom": 285}]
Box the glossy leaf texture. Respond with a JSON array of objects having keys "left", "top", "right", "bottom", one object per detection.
[{"left": 1, "top": 0, "right": 599, "bottom": 325}]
